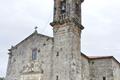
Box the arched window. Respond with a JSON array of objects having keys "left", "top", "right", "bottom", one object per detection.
[{"left": 60, "top": 0, "right": 66, "bottom": 14}]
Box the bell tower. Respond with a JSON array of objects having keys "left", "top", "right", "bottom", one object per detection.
[
  {"left": 51, "top": 0, "right": 84, "bottom": 27},
  {"left": 50, "top": 0, "right": 84, "bottom": 80}
]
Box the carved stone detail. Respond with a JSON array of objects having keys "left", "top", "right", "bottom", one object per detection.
[{"left": 21, "top": 61, "right": 43, "bottom": 74}]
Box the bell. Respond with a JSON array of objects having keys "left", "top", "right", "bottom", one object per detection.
[{"left": 62, "top": 6, "right": 65, "bottom": 11}]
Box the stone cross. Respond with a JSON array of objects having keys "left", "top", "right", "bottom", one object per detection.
[{"left": 35, "top": 26, "right": 38, "bottom": 31}]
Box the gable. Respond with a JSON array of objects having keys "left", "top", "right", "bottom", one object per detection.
[{"left": 8, "top": 31, "right": 53, "bottom": 53}]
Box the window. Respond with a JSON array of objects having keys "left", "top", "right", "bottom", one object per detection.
[
  {"left": 60, "top": 0, "right": 66, "bottom": 14},
  {"left": 32, "top": 48, "right": 37, "bottom": 60},
  {"left": 103, "top": 77, "right": 106, "bottom": 80},
  {"left": 75, "top": 3, "right": 80, "bottom": 16},
  {"left": 91, "top": 61, "right": 94, "bottom": 64},
  {"left": 56, "top": 75, "right": 59, "bottom": 80},
  {"left": 56, "top": 52, "right": 59, "bottom": 56}
]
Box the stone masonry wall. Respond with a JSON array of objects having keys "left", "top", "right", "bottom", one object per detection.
[
  {"left": 5, "top": 33, "right": 53, "bottom": 80},
  {"left": 89, "top": 59, "right": 113, "bottom": 80},
  {"left": 51, "top": 23, "right": 81, "bottom": 80},
  {"left": 81, "top": 55, "right": 90, "bottom": 80},
  {"left": 112, "top": 59, "right": 120, "bottom": 80}
]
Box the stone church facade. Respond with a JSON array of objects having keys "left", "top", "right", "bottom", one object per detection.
[{"left": 6, "top": 0, "right": 120, "bottom": 80}]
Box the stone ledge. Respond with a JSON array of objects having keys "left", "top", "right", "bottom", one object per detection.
[{"left": 50, "top": 18, "right": 84, "bottom": 30}]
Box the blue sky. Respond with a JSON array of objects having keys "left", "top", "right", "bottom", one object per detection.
[{"left": 0, "top": 0, "right": 120, "bottom": 77}]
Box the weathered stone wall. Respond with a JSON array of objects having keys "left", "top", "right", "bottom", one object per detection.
[
  {"left": 112, "top": 59, "right": 120, "bottom": 80},
  {"left": 5, "top": 33, "right": 53, "bottom": 80},
  {"left": 51, "top": 23, "right": 81, "bottom": 80},
  {"left": 53, "top": 0, "right": 82, "bottom": 21},
  {"left": 89, "top": 58, "right": 113, "bottom": 80},
  {"left": 5, "top": 32, "right": 120, "bottom": 80},
  {"left": 81, "top": 55, "right": 90, "bottom": 80}
]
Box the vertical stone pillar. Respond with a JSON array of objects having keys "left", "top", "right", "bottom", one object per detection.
[{"left": 50, "top": 0, "right": 84, "bottom": 80}]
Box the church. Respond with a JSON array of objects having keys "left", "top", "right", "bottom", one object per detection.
[{"left": 5, "top": 0, "right": 120, "bottom": 80}]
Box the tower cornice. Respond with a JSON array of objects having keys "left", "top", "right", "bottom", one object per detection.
[
  {"left": 81, "top": 0, "right": 84, "bottom": 3},
  {"left": 50, "top": 18, "right": 84, "bottom": 30}
]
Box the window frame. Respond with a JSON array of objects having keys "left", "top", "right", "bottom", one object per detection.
[{"left": 32, "top": 48, "right": 37, "bottom": 60}]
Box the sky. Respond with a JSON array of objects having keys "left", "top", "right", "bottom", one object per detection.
[{"left": 0, "top": 0, "right": 120, "bottom": 77}]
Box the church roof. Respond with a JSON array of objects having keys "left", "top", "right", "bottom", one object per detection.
[
  {"left": 88, "top": 56, "right": 113, "bottom": 59},
  {"left": 8, "top": 31, "right": 53, "bottom": 51},
  {"left": 81, "top": 53, "right": 120, "bottom": 66}
]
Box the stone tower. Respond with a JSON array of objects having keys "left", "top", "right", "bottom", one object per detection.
[{"left": 50, "top": 0, "right": 84, "bottom": 80}]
